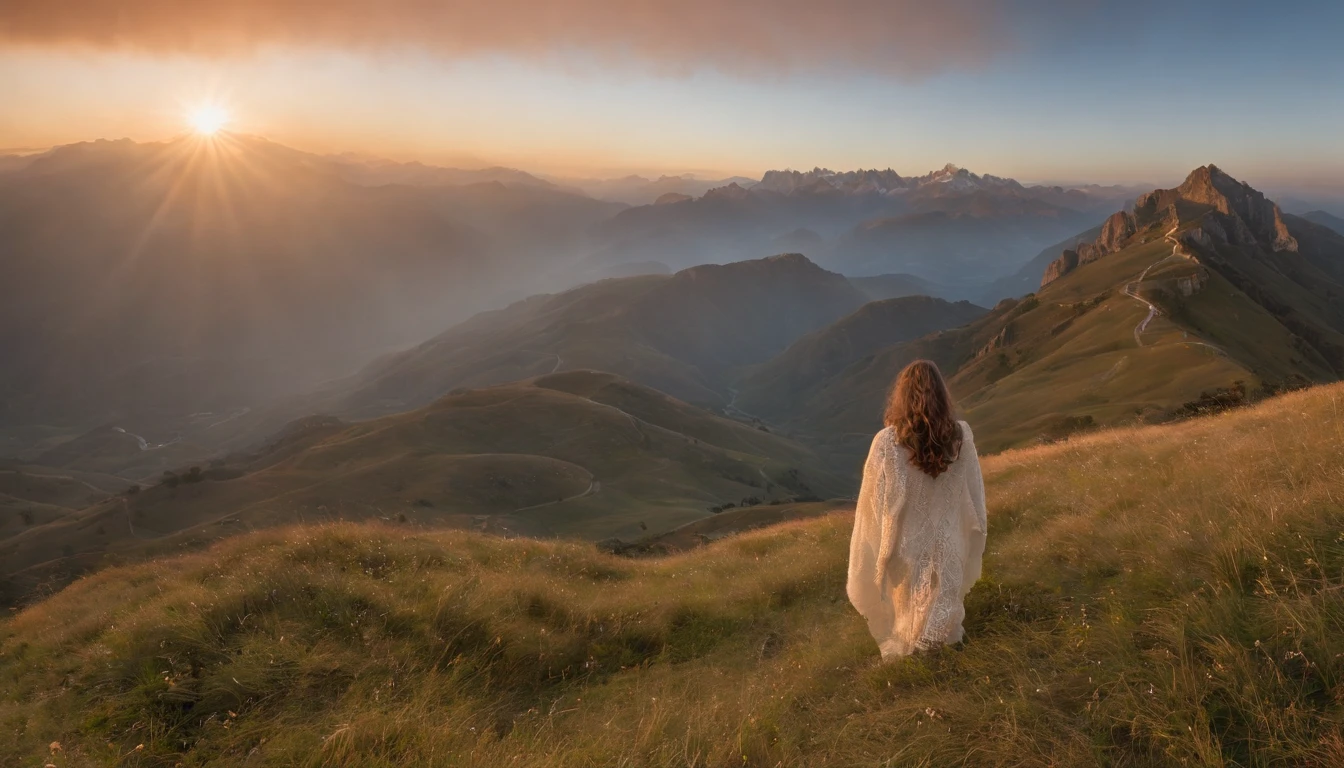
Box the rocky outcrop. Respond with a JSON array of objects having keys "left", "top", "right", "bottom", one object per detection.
[
  {"left": 1271, "top": 207, "right": 1299, "bottom": 252},
  {"left": 1176, "top": 270, "right": 1207, "bottom": 297},
  {"left": 1042, "top": 250, "right": 1081, "bottom": 287},
  {"left": 1177, "top": 227, "right": 1214, "bottom": 255},
  {"left": 975, "top": 324, "right": 1013, "bottom": 359},
  {"left": 1041, "top": 210, "right": 1137, "bottom": 287},
  {"left": 1087, "top": 210, "right": 1138, "bottom": 256},
  {"left": 1164, "top": 203, "right": 1181, "bottom": 232}
]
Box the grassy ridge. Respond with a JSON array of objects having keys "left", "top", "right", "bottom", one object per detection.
[{"left": 4, "top": 384, "right": 1344, "bottom": 766}]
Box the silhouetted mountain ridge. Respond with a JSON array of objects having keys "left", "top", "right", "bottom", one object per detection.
[{"left": 329, "top": 253, "right": 870, "bottom": 418}]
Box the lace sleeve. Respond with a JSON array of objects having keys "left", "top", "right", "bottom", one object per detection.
[
  {"left": 874, "top": 430, "right": 907, "bottom": 586},
  {"left": 962, "top": 424, "right": 987, "bottom": 534},
  {"left": 960, "top": 421, "right": 988, "bottom": 592}
]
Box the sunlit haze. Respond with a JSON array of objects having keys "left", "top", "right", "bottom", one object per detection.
[{"left": 2, "top": 1, "right": 1343, "bottom": 188}]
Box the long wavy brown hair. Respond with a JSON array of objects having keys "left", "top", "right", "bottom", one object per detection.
[{"left": 884, "top": 359, "right": 963, "bottom": 478}]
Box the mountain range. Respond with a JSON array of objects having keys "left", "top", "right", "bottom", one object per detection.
[
  {"left": 0, "top": 138, "right": 1155, "bottom": 463},
  {"left": 586, "top": 164, "right": 1138, "bottom": 297},
  {"left": 550, "top": 172, "right": 758, "bottom": 205},
  {"left": 0, "top": 135, "right": 624, "bottom": 452},
  {"left": 740, "top": 165, "right": 1344, "bottom": 457}
]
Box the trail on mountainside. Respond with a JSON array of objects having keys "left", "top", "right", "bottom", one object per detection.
[
  {"left": 521, "top": 350, "right": 564, "bottom": 374},
  {"left": 111, "top": 427, "right": 181, "bottom": 451},
  {"left": 512, "top": 479, "right": 600, "bottom": 513},
  {"left": 1122, "top": 226, "right": 1223, "bottom": 355}
]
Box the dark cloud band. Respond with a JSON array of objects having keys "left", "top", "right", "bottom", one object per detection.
[{"left": 0, "top": 0, "right": 1066, "bottom": 75}]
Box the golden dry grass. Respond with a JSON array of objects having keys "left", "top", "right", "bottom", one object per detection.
[{"left": 3, "top": 384, "right": 1344, "bottom": 766}]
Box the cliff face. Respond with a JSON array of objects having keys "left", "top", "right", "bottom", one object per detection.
[{"left": 1041, "top": 249, "right": 1080, "bottom": 287}]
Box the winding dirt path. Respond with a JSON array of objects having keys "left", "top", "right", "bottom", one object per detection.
[
  {"left": 111, "top": 427, "right": 182, "bottom": 451},
  {"left": 521, "top": 349, "right": 563, "bottom": 374},
  {"left": 1122, "top": 225, "right": 1224, "bottom": 355},
  {"left": 1122, "top": 225, "right": 1183, "bottom": 347},
  {"left": 512, "top": 478, "right": 600, "bottom": 512},
  {"left": 723, "top": 387, "right": 767, "bottom": 423}
]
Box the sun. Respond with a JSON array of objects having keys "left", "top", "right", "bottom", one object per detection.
[{"left": 187, "top": 105, "right": 230, "bottom": 136}]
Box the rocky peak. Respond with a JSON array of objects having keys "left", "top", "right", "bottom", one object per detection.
[
  {"left": 755, "top": 167, "right": 908, "bottom": 195},
  {"left": 1042, "top": 165, "right": 1300, "bottom": 289},
  {"left": 1176, "top": 165, "right": 1297, "bottom": 252},
  {"left": 703, "top": 182, "right": 753, "bottom": 202}
]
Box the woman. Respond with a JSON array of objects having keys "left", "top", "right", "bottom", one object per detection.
[{"left": 847, "top": 359, "right": 987, "bottom": 659}]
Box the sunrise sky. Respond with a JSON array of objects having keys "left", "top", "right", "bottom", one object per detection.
[{"left": 3, "top": 0, "right": 1342, "bottom": 185}]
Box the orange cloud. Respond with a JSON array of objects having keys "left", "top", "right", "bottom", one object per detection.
[{"left": 0, "top": 0, "right": 1059, "bottom": 76}]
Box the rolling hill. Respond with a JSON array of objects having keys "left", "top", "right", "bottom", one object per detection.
[
  {"left": 328, "top": 253, "right": 869, "bottom": 419},
  {"left": 0, "top": 135, "right": 624, "bottom": 455},
  {"left": 848, "top": 272, "right": 950, "bottom": 301},
  {"left": 733, "top": 295, "right": 987, "bottom": 419},
  {"left": 1301, "top": 209, "right": 1344, "bottom": 235},
  {"left": 0, "top": 371, "right": 847, "bottom": 605},
  {"left": 0, "top": 461, "right": 125, "bottom": 540},
  {"left": 3, "top": 382, "right": 1341, "bottom": 766},
  {"left": 745, "top": 166, "right": 1344, "bottom": 457}
]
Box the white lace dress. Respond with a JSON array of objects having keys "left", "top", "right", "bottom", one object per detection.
[{"left": 847, "top": 422, "right": 988, "bottom": 659}]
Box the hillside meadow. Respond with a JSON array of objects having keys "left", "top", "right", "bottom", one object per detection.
[{"left": 3, "top": 384, "right": 1344, "bottom": 766}]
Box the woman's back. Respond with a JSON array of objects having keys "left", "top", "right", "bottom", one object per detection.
[{"left": 846, "top": 362, "right": 988, "bottom": 660}]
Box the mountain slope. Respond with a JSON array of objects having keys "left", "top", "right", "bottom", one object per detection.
[
  {"left": 0, "top": 461, "right": 124, "bottom": 539},
  {"left": 332, "top": 254, "right": 868, "bottom": 418},
  {"left": 0, "top": 371, "right": 846, "bottom": 603},
  {"left": 733, "top": 296, "right": 986, "bottom": 418},
  {"left": 756, "top": 166, "right": 1344, "bottom": 456},
  {"left": 4, "top": 384, "right": 1342, "bottom": 766},
  {"left": 1300, "top": 209, "right": 1344, "bottom": 235}
]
